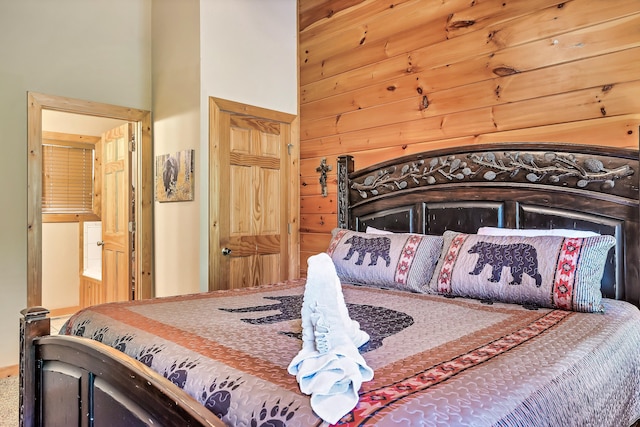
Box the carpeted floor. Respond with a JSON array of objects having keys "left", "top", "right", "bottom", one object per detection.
[{"left": 0, "top": 375, "right": 18, "bottom": 427}]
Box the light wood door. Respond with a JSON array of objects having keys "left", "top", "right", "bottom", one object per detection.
[
  {"left": 210, "top": 98, "right": 298, "bottom": 290},
  {"left": 27, "top": 92, "right": 153, "bottom": 307},
  {"left": 102, "top": 123, "right": 132, "bottom": 302}
]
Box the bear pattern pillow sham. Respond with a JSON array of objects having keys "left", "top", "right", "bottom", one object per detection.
[
  {"left": 477, "top": 227, "right": 600, "bottom": 238},
  {"left": 429, "top": 230, "right": 616, "bottom": 312},
  {"left": 327, "top": 228, "right": 443, "bottom": 293}
]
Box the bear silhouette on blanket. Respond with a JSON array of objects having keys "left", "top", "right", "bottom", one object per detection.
[
  {"left": 220, "top": 294, "right": 413, "bottom": 352},
  {"left": 468, "top": 241, "right": 543, "bottom": 287}
]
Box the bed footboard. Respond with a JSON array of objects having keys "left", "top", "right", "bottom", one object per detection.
[{"left": 19, "top": 307, "right": 225, "bottom": 427}]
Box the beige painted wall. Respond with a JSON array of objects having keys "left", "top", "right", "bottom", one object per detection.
[
  {"left": 42, "top": 223, "right": 80, "bottom": 309},
  {"left": 152, "top": 0, "right": 298, "bottom": 296},
  {"left": 151, "top": 0, "right": 202, "bottom": 297},
  {"left": 0, "top": 0, "right": 296, "bottom": 368},
  {"left": 0, "top": 0, "right": 152, "bottom": 367},
  {"left": 198, "top": 0, "right": 298, "bottom": 291}
]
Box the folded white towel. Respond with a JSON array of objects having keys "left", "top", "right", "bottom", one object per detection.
[{"left": 288, "top": 252, "right": 374, "bottom": 425}]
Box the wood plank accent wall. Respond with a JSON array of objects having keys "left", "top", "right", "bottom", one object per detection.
[{"left": 298, "top": 0, "right": 640, "bottom": 273}]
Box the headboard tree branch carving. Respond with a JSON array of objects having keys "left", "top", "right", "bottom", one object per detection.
[{"left": 350, "top": 149, "right": 635, "bottom": 200}]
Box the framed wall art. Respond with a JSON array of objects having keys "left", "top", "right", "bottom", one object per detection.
[{"left": 155, "top": 149, "right": 194, "bottom": 202}]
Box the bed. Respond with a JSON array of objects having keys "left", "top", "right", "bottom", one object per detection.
[{"left": 20, "top": 142, "right": 640, "bottom": 426}]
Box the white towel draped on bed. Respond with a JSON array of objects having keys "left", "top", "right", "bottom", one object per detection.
[{"left": 288, "top": 252, "right": 374, "bottom": 425}]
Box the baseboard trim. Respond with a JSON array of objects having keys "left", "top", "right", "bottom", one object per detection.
[
  {"left": 0, "top": 364, "right": 18, "bottom": 378},
  {"left": 49, "top": 305, "right": 81, "bottom": 317}
]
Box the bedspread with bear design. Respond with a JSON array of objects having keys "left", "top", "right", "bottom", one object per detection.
[{"left": 62, "top": 279, "right": 640, "bottom": 426}]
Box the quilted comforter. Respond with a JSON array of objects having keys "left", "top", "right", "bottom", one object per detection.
[{"left": 62, "top": 279, "right": 640, "bottom": 426}]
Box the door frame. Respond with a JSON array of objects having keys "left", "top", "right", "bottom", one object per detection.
[
  {"left": 27, "top": 92, "right": 154, "bottom": 307},
  {"left": 208, "top": 97, "right": 300, "bottom": 290}
]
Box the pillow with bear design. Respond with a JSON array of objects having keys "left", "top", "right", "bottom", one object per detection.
[
  {"left": 477, "top": 226, "right": 600, "bottom": 238},
  {"left": 327, "top": 228, "right": 443, "bottom": 293},
  {"left": 428, "top": 231, "right": 615, "bottom": 312}
]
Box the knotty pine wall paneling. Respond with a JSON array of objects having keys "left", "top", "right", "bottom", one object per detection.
[{"left": 298, "top": 0, "right": 640, "bottom": 273}]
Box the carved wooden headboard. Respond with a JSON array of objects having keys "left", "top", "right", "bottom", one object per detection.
[{"left": 337, "top": 143, "right": 639, "bottom": 306}]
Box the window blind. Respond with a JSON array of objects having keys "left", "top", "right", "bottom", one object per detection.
[{"left": 42, "top": 144, "right": 94, "bottom": 214}]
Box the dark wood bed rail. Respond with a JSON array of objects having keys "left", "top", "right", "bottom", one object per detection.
[{"left": 19, "top": 307, "right": 225, "bottom": 427}]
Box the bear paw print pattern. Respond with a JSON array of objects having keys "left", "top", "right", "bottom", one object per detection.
[
  {"left": 72, "top": 319, "right": 91, "bottom": 336},
  {"left": 112, "top": 334, "right": 135, "bottom": 353},
  {"left": 137, "top": 345, "right": 164, "bottom": 368},
  {"left": 201, "top": 376, "right": 243, "bottom": 419},
  {"left": 250, "top": 400, "right": 299, "bottom": 427},
  {"left": 91, "top": 326, "right": 110, "bottom": 343},
  {"left": 163, "top": 359, "right": 199, "bottom": 389}
]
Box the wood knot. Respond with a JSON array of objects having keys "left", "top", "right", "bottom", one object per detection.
[
  {"left": 493, "top": 66, "right": 519, "bottom": 76},
  {"left": 420, "top": 95, "right": 429, "bottom": 110},
  {"left": 448, "top": 20, "right": 475, "bottom": 29}
]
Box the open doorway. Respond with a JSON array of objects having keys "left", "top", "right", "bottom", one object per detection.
[
  {"left": 27, "top": 92, "right": 154, "bottom": 309},
  {"left": 42, "top": 112, "right": 129, "bottom": 313}
]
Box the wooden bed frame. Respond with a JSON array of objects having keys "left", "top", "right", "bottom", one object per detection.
[
  {"left": 20, "top": 142, "right": 639, "bottom": 426},
  {"left": 19, "top": 307, "right": 225, "bottom": 426}
]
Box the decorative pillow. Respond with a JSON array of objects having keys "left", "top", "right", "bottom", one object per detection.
[
  {"left": 365, "top": 226, "right": 393, "bottom": 234},
  {"left": 428, "top": 231, "right": 616, "bottom": 312},
  {"left": 366, "top": 226, "right": 420, "bottom": 235},
  {"left": 477, "top": 226, "right": 600, "bottom": 238},
  {"left": 327, "top": 228, "right": 443, "bottom": 293}
]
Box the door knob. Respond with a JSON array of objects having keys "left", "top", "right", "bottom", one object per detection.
[
  {"left": 221, "top": 247, "right": 232, "bottom": 256},
  {"left": 96, "top": 241, "right": 104, "bottom": 247}
]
